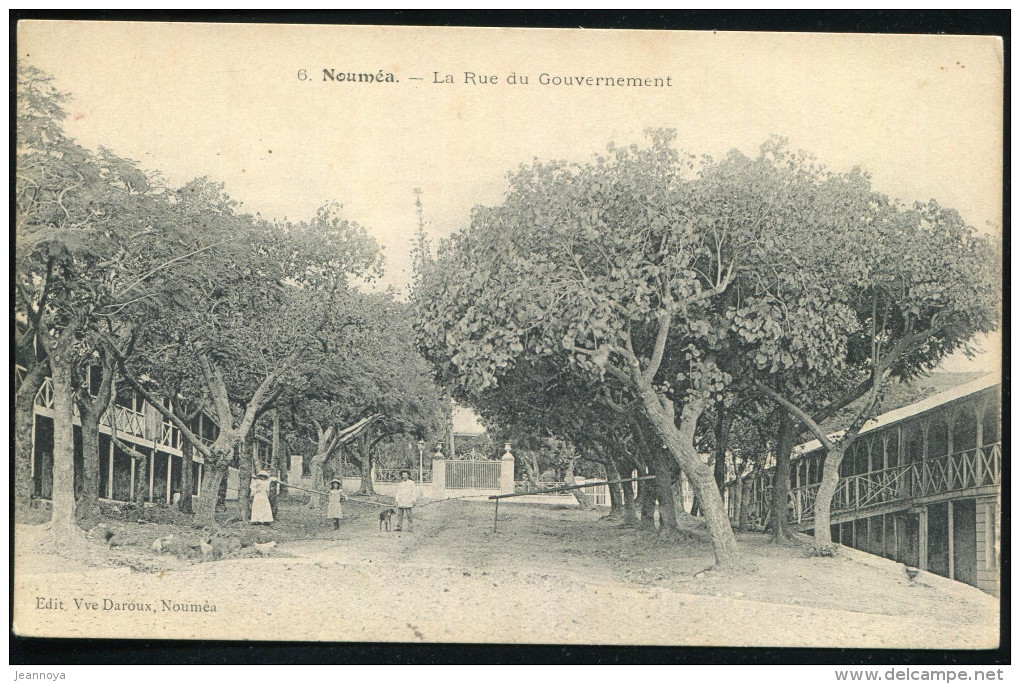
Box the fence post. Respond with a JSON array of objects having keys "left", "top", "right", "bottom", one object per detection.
[
  {"left": 500, "top": 443, "right": 515, "bottom": 495},
  {"left": 432, "top": 458, "right": 446, "bottom": 500}
]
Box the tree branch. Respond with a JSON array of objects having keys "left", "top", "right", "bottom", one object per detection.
[
  {"left": 110, "top": 237, "right": 238, "bottom": 303},
  {"left": 643, "top": 310, "right": 671, "bottom": 384},
  {"left": 753, "top": 379, "right": 835, "bottom": 452},
  {"left": 110, "top": 345, "right": 212, "bottom": 460}
]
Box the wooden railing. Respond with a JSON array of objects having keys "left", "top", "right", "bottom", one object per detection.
[
  {"left": 786, "top": 442, "right": 1001, "bottom": 524},
  {"left": 157, "top": 421, "right": 180, "bottom": 449},
  {"left": 100, "top": 404, "right": 146, "bottom": 438},
  {"left": 35, "top": 376, "right": 55, "bottom": 410}
]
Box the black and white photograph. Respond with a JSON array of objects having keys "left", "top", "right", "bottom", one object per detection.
[{"left": 13, "top": 18, "right": 1004, "bottom": 653}]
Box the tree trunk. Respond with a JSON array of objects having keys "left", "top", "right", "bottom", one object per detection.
[
  {"left": 771, "top": 411, "right": 798, "bottom": 543},
  {"left": 690, "top": 489, "right": 702, "bottom": 517},
  {"left": 74, "top": 356, "right": 114, "bottom": 530},
  {"left": 739, "top": 478, "right": 751, "bottom": 530},
  {"left": 630, "top": 419, "right": 663, "bottom": 530},
  {"left": 236, "top": 438, "right": 253, "bottom": 522},
  {"left": 524, "top": 452, "right": 540, "bottom": 489},
  {"left": 75, "top": 413, "right": 103, "bottom": 529},
  {"left": 133, "top": 451, "right": 149, "bottom": 505},
  {"left": 307, "top": 447, "right": 329, "bottom": 509},
  {"left": 193, "top": 438, "right": 236, "bottom": 527},
  {"left": 812, "top": 446, "right": 847, "bottom": 552},
  {"left": 563, "top": 459, "right": 591, "bottom": 510},
  {"left": 604, "top": 458, "right": 623, "bottom": 519},
  {"left": 637, "top": 472, "right": 656, "bottom": 531},
  {"left": 271, "top": 410, "right": 284, "bottom": 500},
  {"left": 733, "top": 475, "right": 745, "bottom": 531},
  {"left": 194, "top": 461, "right": 227, "bottom": 527},
  {"left": 179, "top": 439, "right": 194, "bottom": 513},
  {"left": 358, "top": 432, "right": 375, "bottom": 495},
  {"left": 713, "top": 408, "right": 732, "bottom": 495},
  {"left": 636, "top": 382, "right": 743, "bottom": 569},
  {"left": 617, "top": 456, "right": 638, "bottom": 526},
  {"left": 47, "top": 348, "right": 77, "bottom": 538},
  {"left": 15, "top": 362, "right": 47, "bottom": 518},
  {"left": 650, "top": 452, "right": 678, "bottom": 532}
]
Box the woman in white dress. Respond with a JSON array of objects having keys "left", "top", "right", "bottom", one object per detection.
[{"left": 250, "top": 471, "right": 276, "bottom": 525}]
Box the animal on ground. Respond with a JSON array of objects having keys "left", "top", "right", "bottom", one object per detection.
[
  {"left": 198, "top": 537, "right": 217, "bottom": 561},
  {"left": 151, "top": 534, "right": 174, "bottom": 553},
  {"left": 379, "top": 508, "right": 396, "bottom": 532},
  {"left": 254, "top": 540, "right": 277, "bottom": 555}
]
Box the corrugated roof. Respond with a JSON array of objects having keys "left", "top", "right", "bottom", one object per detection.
[{"left": 793, "top": 373, "right": 1001, "bottom": 456}]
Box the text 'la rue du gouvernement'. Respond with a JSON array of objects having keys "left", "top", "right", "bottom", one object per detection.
[{"left": 301, "top": 69, "right": 674, "bottom": 88}]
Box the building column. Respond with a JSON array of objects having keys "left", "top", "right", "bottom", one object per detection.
[
  {"left": 148, "top": 453, "right": 155, "bottom": 502},
  {"left": 432, "top": 458, "right": 446, "bottom": 500},
  {"left": 892, "top": 515, "right": 899, "bottom": 562},
  {"left": 948, "top": 501, "right": 955, "bottom": 581},
  {"left": 918, "top": 507, "right": 929, "bottom": 571},
  {"left": 288, "top": 454, "right": 303, "bottom": 488},
  {"left": 500, "top": 443, "right": 515, "bottom": 495}
]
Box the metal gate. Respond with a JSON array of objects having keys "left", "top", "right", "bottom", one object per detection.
[{"left": 445, "top": 460, "right": 500, "bottom": 490}]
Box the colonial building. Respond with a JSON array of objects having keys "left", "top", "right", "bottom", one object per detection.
[
  {"left": 16, "top": 366, "right": 267, "bottom": 506},
  {"left": 729, "top": 374, "right": 1002, "bottom": 594}
]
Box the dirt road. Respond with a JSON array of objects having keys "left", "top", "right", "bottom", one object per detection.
[{"left": 13, "top": 500, "right": 999, "bottom": 647}]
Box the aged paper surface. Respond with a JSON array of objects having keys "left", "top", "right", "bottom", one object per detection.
[{"left": 14, "top": 21, "right": 1002, "bottom": 646}]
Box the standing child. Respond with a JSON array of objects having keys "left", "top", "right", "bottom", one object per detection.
[{"left": 327, "top": 479, "right": 346, "bottom": 529}]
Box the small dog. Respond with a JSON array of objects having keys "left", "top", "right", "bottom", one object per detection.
[{"left": 379, "top": 508, "right": 397, "bottom": 532}]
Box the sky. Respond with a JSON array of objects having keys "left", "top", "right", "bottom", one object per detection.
[{"left": 18, "top": 22, "right": 1003, "bottom": 376}]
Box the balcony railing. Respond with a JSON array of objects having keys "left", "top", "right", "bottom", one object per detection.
[
  {"left": 786, "top": 442, "right": 1001, "bottom": 523},
  {"left": 100, "top": 404, "right": 146, "bottom": 438},
  {"left": 157, "top": 421, "right": 180, "bottom": 449},
  {"left": 35, "top": 376, "right": 55, "bottom": 410}
]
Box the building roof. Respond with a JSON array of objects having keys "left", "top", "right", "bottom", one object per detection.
[{"left": 793, "top": 373, "right": 1000, "bottom": 456}]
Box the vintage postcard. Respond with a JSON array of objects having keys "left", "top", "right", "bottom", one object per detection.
[{"left": 13, "top": 20, "right": 1003, "bottom": 649}]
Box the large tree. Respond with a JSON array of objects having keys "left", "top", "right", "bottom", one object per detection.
[
  {"left": 16, "top": 65, "right": 174, "bottom": 530},
  {"left": 116, "top": 197, "right": 384, "bottom": 526},
  {"left": 750, "top": 198, "right": 1000, "bottom": 551},
  {"left": 414, "top": 131, "right": 775, "bottom": 568}
]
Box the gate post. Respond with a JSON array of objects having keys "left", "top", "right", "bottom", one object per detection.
[
  {"left": 500, "top": 443, "right": 515, "bottom": 495},
  {"left": 432, "top": 458, "right": 446, "bottom": 500}
]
